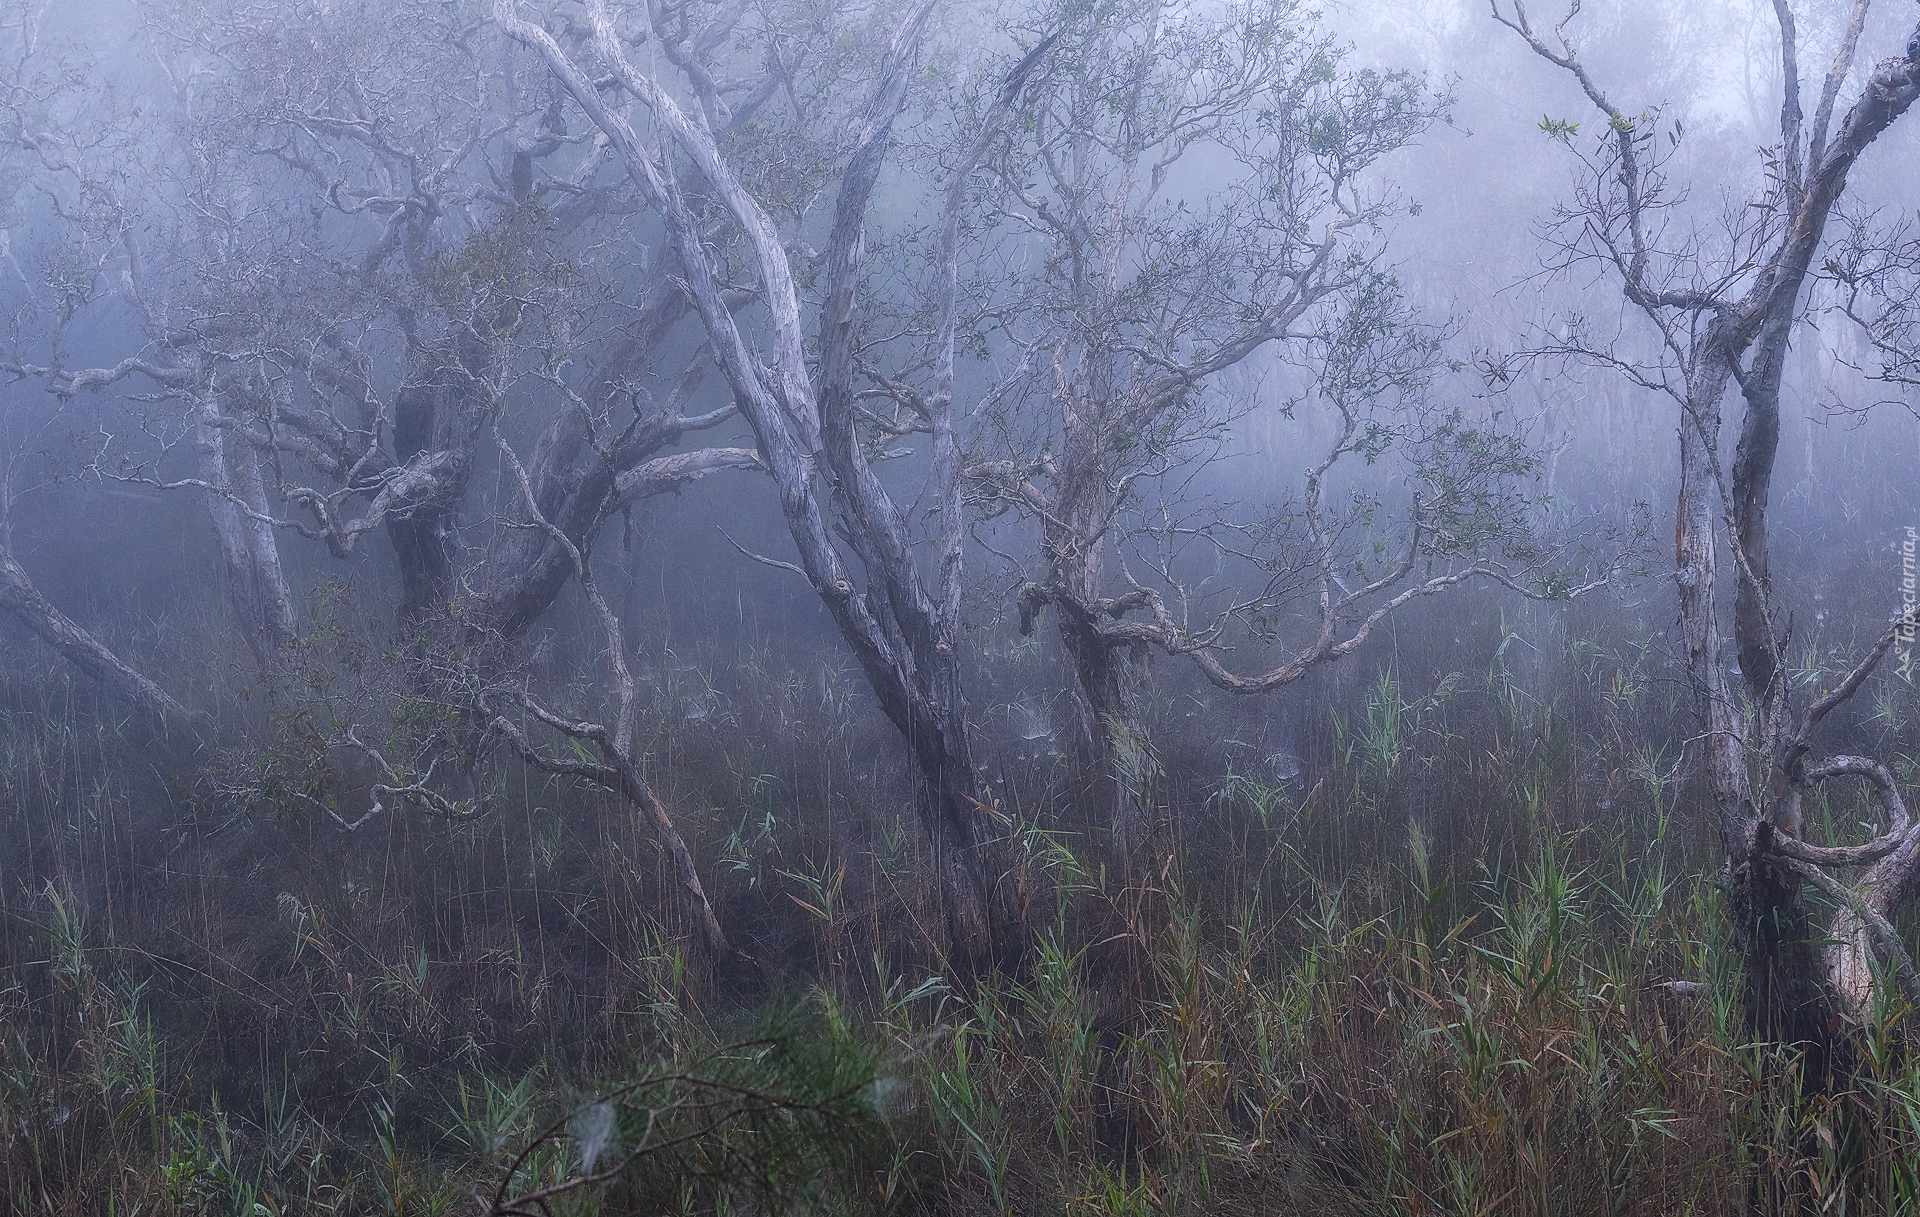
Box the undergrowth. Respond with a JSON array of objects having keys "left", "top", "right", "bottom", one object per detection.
[{"left": 2, "top": 598, "right": 1918, "bottom": 1214}]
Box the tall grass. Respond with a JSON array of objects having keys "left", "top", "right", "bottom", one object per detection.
[{"left": 1, "top": 594, "right": 1917, "bottom": 1214}]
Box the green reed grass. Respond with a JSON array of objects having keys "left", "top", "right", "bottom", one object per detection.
[{"left": 1, "top": 599, "right": 1917, "bottom": 1213}]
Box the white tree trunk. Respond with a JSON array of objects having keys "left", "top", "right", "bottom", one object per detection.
[{"left": 194, "top": 396, "right": 296, "bottom": 660}]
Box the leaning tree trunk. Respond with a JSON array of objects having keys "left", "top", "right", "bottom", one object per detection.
[
  {"left": 814, "top": 300, "right": 1013, "bottom": 965},
  {"left": 0, "top": 542, "right": 192, "bottom": 724}
]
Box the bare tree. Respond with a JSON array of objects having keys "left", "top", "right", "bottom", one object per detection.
[
  {"left": 495, "top": 0, "right": 1058, "bottom": 967},
  {"left": 1493, "top": 0, "right": 1920, "bottom": 1048},
  {"left": 0, "top": 14, "right": 298, "bottom": 661},
  {"left": 0, "top": 0, "right": 765, "bottom": 651},
  {"left": 1823, "top": 208, "right": 1920, "bottom": 395},
  {"left": 0, "top": 0, "right": 786, "bottom": 958},
  {"left": 1082, "top": 290, "right": 1619, "bottom": 689},
  {"left": 0, "top": 13, "right": 198, "bottom": 718},
  {"left": 485, "top": 406, "right": 733, "bottom": 960}
]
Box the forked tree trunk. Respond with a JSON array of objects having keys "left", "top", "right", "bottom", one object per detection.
[
  {"left": 1493, "top": 0, "right": 1920, "bottom": 1068},
  {"left": 388, "top": 348, "right": 483, "bottom": 630},
  {"left": 498, "top": 0, "right": 1024, "bottom": 970},
  {"left": 194, "top": 397, "right": 296, "bottom": 662},
  {"left": 1678, "top": 348, "right": 1839, "bottom": 1062},
  {"left": 1041, "top": 471, "right": 1159, "bottom": 856},
  {"left": 477, "top": 283, "right": 695, "bottom": 640},
  {"left": 1053, "top": 595, "right": 1154, "bottom": 855},
  {"left": 902, "top": 681, "right": 1008, "bottom": 964}
]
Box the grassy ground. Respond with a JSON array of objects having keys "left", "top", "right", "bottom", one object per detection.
[{"left": 2, "top": 597, "right": 1918, "bottom": 1214}]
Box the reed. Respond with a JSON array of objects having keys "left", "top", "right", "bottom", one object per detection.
[{"left": 1, "top": 596, "right": 1915, "bottom": 1214}]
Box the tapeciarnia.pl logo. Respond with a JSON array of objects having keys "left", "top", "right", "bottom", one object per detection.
[{"left": 1899, "top": 526, "right": 1917, "bottom": 683}]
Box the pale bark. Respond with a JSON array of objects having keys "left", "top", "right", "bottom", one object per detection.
[
  {"left": 194, "top": 396, "right": 297, "bottom": 661},
  {"left": 1496, "top": 0, "right": 1920, "bottom": 1038},
  {"left": 0, "top": 542, "right": 193, "bottom": 724},
  {"left": 498, "top": 0, "right": 1026, "bottom": 966}
]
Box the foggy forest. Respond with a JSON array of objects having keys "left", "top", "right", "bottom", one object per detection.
[{"left": 1, "top": 0, "right": 1919, "bottom": 1211}]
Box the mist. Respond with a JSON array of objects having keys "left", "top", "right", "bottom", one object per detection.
[{"left": 2, "top": 0, "right": 1918, "bottom": 1210}]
